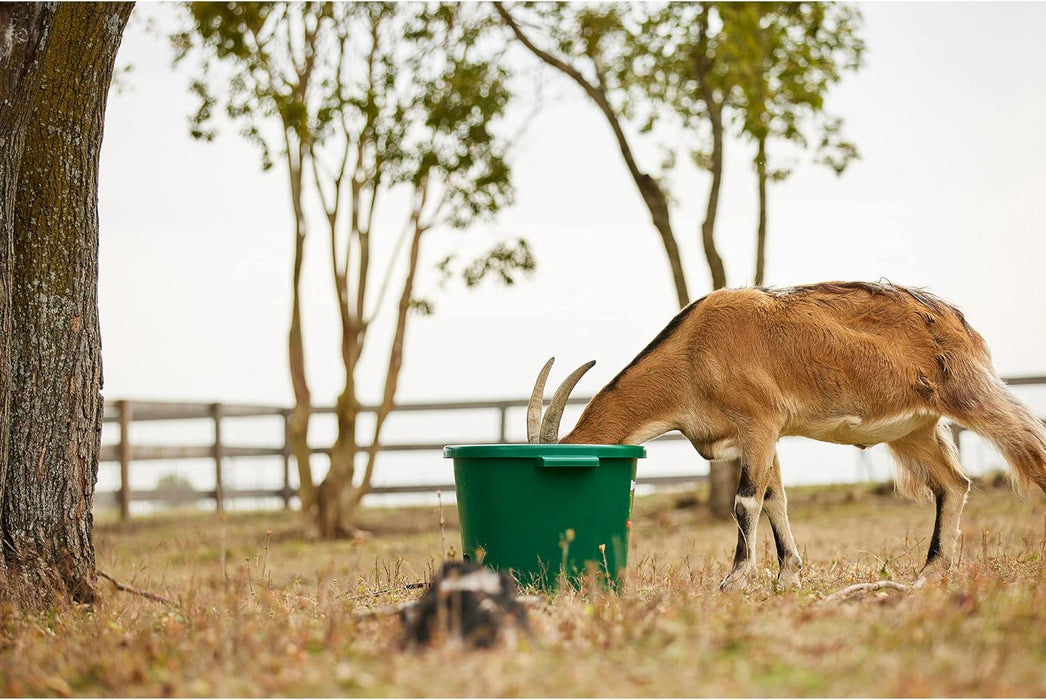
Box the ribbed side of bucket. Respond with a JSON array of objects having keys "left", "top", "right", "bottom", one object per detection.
[{"left": 445, "top": 444, "right": 642, "bottom": 590}]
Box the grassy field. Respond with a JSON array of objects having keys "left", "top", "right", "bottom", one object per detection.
[{"left": 2, "top": 479, "right": 1045, "bottom": 697}]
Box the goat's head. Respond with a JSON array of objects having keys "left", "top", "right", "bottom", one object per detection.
[{"left": 526, "top": 357, "right": 595, "bottom": 443}]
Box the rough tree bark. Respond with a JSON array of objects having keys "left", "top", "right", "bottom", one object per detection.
[
  {"left": 0, "top": 2, "right": 133, "bottom": 604},
  {"left": 0, "top": 1, "right": 57, "bottom": 586}
]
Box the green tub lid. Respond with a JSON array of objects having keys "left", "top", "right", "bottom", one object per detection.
[{"left": 443, "top": 443, "right": 646, "bottom": 459}]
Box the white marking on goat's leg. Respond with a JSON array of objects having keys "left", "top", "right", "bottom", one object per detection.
[
  {"left": 762, "top": 454, "right": 803, "bottom": 589},
  {"left": 920, "top": 474, "right": 970, "bottom": 579},
  {"left": 719, "top": 449, "right": 773, "bottom": 591}
]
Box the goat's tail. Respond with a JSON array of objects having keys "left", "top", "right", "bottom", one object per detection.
[{"left": 945, "top": 377, "right": 1046, "bottom": 495}]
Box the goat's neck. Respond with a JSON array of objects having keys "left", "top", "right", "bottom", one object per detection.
[{"left": 559, "top": 367, "right": 683, "bottom": 445}]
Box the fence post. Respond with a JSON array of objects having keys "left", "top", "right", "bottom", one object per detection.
[
  {"left": 498, "top": 405, "right": 508, "bottom": 443},
  {"left": 282, "top": 411, "right": 292, "bottom": 509},
  {"left": 211, "top": 403, "right": 224, "bottom": 516},
  {"left": 117, "top": 400, "right": 132, "bottom": 521}
]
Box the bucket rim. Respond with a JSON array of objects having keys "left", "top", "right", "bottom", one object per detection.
[{"left": 443, "top": 443, "right": 646, "bottom": 459}]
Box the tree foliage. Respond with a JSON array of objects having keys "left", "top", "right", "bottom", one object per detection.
[
  {"left": 173, "top": 2, "right": 530, "bottom": 536},
  {"left": 500, "top": 1, "right": 864, "bottom": 292}
]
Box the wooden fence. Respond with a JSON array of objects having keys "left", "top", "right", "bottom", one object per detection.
[
  {"left": 97, "top": 395, "right": 701, "bottom": 520},
  {"left": 97, "top": 375, "right": 1046, "bottom": 520}
]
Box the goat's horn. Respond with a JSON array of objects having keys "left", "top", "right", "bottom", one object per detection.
[
  {"left": 527, "top": 357, "right": 555, "bottom": 444},
  {"left": 539, "top": 360, "right": 596, "bottom": 443}
]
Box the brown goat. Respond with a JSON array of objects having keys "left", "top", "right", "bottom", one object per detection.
[{"left": 528, "top": 281, "right": 1046, "bottom": 590}]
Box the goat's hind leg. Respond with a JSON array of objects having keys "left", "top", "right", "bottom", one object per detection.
[
  {"left": 763, "top": 453, "right": 803, "bottom": 589},
  {"left": 887, "top": 420, "right": 971, "bottom": 581}
]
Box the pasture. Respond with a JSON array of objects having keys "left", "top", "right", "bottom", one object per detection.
[{"left": 2, "top": 480, "right": 1044, "bottom": 697}]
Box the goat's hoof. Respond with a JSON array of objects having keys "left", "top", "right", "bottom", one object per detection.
[
  {"left": 775, "top": 571, "right": 803, "bottom": 592},
  {"left": 719, "top": 568, "right": 754, "bottom": 592},
  {"left": 914, "top": 559, "right": 952, "bottom": 588}
]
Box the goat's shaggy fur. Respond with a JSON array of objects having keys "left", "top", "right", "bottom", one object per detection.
[{"left": 552, "top": 281, "right": 1046, "bottom": 589}]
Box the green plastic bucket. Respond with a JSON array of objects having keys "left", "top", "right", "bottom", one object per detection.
[{"left": 443, "top": 444, "right": 645, "bottom": 590}]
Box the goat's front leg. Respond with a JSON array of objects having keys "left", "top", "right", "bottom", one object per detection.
[
  {"left": 720, "top": 441, "right": 775, "bottom": 591},
  {"left": 762, "top": 453, "right": 803, "bottom": 589}
]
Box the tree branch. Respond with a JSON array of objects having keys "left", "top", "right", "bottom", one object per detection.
[
  {"left": 354, "top": 179, "right": 429, "bottom": 503},
  {"left": 495, "top": 2, "right": 690, "bottom": 307},
  {"left": 97, "top": 570, "right": 178, "bottom": 607}
]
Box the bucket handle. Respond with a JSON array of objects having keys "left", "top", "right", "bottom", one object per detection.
[{"left": 537, "top": 455, "right": 600, "bottom": 468}]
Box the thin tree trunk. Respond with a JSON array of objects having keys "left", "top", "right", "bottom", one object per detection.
[
  {"left": 3, "top": 2, "right": 132, "bottom": 604},
  {"left": 698, "top": 97, "right": 727, "bottom": 291},
  {"left": 0, "top": 3, "right": 57, "bottom": 585},
  {"left": 701, "top": 101, "right": 738, "bottom": 518},
  {"left": 318, "top": 162, "right": 368, "bottom": 539},
  {"left": 496, "top": 4, "right": 690, "bottom": 309},
  {"left": 692, "top": 4, "right": 727, "bottom": 293},
  {"left": 321, "top": 339, "right": 360, "bottom": 538},
  {"left": 285, "top": 138, "right": 315, "bottom": 524},
  {"left": 349, "top": 202, "right": 427, "bottom": 518},
  {"left": 708, "top": 457, "right": 741, "bottom": 520},
  {"left": 694, "top": 14, "right": 736, "bottom": 517},
  {"left": 754, "top": 134, "right": 768, "bottom": 286}
]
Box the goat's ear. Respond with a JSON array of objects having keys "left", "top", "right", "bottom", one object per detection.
[
  {"left": 527, "top": 357, "right": 555, "bottom": 444},
  {"left": 540, "top": 360, "right": 596, "bottom": 443}
]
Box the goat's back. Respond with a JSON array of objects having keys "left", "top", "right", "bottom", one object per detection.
[{"left": 683, "top": 282, "right": 991, "bottom": 417}]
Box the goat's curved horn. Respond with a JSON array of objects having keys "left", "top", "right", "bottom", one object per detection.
[
  {"left": 539, "top": 360, "right": 596, "bottom": 443},
  {"left": 527, "top": 357, "right": 555, "bottom": 444}
]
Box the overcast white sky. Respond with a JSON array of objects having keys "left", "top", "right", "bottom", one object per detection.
[{"left": 97, "top": 2, "right": 1046, "bottom": 471}]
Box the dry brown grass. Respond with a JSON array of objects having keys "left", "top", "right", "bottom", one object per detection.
[{"left": 2, "top": 481, "right": 1045, "bottom": 697}]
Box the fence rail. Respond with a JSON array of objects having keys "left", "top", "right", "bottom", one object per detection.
[
  {"left": 98, "top": 375, "right": 1046, "bottom": 519},
  {"left": 98, "top": 394, "right": 701, "bottom": 519}
]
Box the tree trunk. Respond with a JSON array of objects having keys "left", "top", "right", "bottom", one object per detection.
[
  {"left": 0, "top": 2, "right": 58, "bottom": 586},
  {"left": 349, "top": 222, "right": 426, "bottom": 520},
  {"left": 285, "top": 141, "right": 315, "bottom": 528},
  {"left": 1, "top": 2, "right": 132, "bottom": 604},
  {"left": 698, "top": 98, "right": 727, "bottom": 291},
  {"left": 754, "top": 134, "right": 768, "bottom": 287},
  {"left": 696, "top": 62, "right": 735, "bottom": 518},
  {"left": 637, "top": 174, "right": 690, "bottom": 309},
  {"left": 496, "top": 5, "right": 690, "bottom": 310},
  {"left": 708, "top": 460, "right": 741, "bottom": 520}
]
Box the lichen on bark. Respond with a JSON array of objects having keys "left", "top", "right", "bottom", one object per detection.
[{"left": 1, "top": 2, "right": 132, "bottom": 605}]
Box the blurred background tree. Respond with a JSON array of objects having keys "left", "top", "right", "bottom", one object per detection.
[
  {"left": 497, "top": 2, "right": 692, "bottom": 310},
  {"left": 498, "top": 1, "right": 864, "bottom": 516},
  {"left": 723, "top": 2, "right": 864, "bottom": 285},
  {"left": 173, "top": 2, "right": 531, "bottom": 538}
]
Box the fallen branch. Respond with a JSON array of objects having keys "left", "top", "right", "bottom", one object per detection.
[
  {"left": 97, "top": 570, "right": 177, "bottom": 607},
  {"left": 818, "top": 580, "right": 911, "bottom": 604}
]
